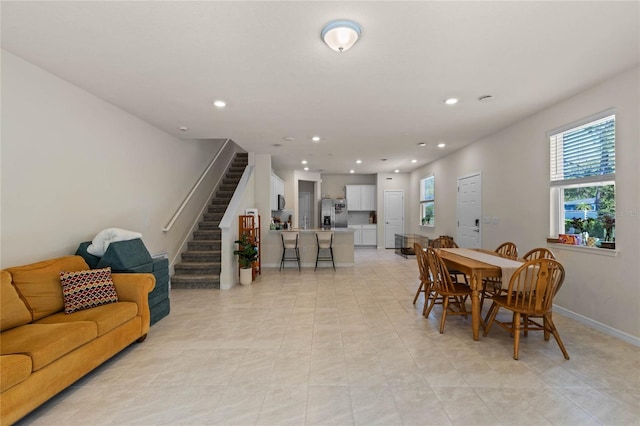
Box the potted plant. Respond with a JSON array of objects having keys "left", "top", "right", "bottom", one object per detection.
[
  {"left": 233, "top": 233, "right": 258, "bottom": 285},
  {"left": 600, "top": 214, "right": 615, "bottom": 249}
]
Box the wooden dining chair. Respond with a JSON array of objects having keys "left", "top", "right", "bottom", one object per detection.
[
  {"left": 523, "top": 247, "right": 555, "bottom": 261},
  {"left": 413, "top": 243, "right": 433, "bottom": 315},
  {"left": 429, "top": 236, "right": 469, "bottom": 285},
  {"left": 423, "top": 247, "right": 472, "bottom": 333},
  {"left": 481, "top": 242, "right": 519, "bottom": 313},
  {"left": 483, "top": 258, "right": 569, "bottom": 360},
  {"left": 496, "top": 242, "right": 518, "bottom": 259},
  {"left": 430, "top": 236, "right": 458, "bottom": 249}
]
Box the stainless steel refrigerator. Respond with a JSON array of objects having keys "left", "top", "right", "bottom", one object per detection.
[{"left": 321, "top": 198, "right": 348, "bottom": 229}]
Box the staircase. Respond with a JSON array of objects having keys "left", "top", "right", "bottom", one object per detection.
[{"left": 171, "top": 152, "right": 248, "bottom": 289}]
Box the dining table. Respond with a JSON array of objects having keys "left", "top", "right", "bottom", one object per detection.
[{"left": 435, "top": 248, "right": 524, "bottom": 341}]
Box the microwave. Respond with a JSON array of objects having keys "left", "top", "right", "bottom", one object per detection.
[{"left": 277, "top": 194, "right": 286, "bottom": 210}]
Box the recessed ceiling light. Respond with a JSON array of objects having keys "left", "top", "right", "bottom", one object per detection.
[
  {"left": 356, "top": 160, "right": 362, "bottom": 164},
  {"left": 304, "top": 167, "right": 309, "bottom": 171},
  {"left": 178, "top": 126, "right": 188, "bottom": 132},
  {"left": 438, "top": 143, "right": 446, "bottom": 148},
  {"left": 349, "top": 169, "right": 355, "bottom": 174},
  {"left": 301, "top": 160, "right": 308, "bottom": 164},
  {"left": 417, "top": 142, "right": 426, "bottom": 147},
  {"left": 381, "top": 158, "right": 388, "bottom": 162},
  {"left": 411, "top": 159, "right": 417, "bottom": 163},
  {"left": 312, "top": 136, "right": 321, "bottom": 142},
  {"left": 444, "top": 98, "right": 459, "bottom": 105},
  {"left": 394, "top": 169, "right": 400, "bottom": 173},
  {"left": 213, "top": 100, "right": 226, "bottom": 108},
  {"left": 283, "top": 136, "right": 295, "bottom": 141},
  {"left": 478, "top": 95, "right": 494, "bottom": 102},
  {"left": 272, "top": 143, "right": 282, "bottom": 147}
]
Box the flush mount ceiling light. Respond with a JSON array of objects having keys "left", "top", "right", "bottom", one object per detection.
[
  {"left": 349, "top": 169, "right": 355, "bottom": 174},
  {"left": 356, "top": 159, "right": 362, "bottom": 164},
  {"left": 301, "top": 160, "right": 308, "bottom": 164},
  {"left": 417, "top": 142, "right": 426, "bottom": 147},
  {"left": 411, "top": 159, "right": 417, "bottom": 163},
  {"left": 213, "top": 100, "right": 226, "bottom": 108},
  {"left": 394, "top": 169, "right": 400, "bottom": 173},
  {"left": 312, "top": 136, "right": 321, "bottom": 142},
  {"left": 437, "top": 143, "right": 446, "bottom": 148},
  {"left": 444, "top": 98, "right": 459, "bottom": 105},
  {"left": 321, "top": 20, "right": 361, "bottom": 52}
]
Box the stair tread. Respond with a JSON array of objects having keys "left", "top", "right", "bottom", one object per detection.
[
  {"left": 175, "top": 262, "right": 220, "bottom": 267},
  {"left": 172, "top": 274, "right": 220, "bottom": 280}
]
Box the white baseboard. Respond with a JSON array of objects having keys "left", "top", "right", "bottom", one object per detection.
[{"left": 553, "top": 304, "right": 640, "bottom": 347}]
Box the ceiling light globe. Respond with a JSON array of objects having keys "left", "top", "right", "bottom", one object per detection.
[{"left": 322, "top": 20, "right": 361, "bottom": 52}]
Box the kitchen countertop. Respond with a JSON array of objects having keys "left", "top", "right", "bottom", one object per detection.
[{"left": 268, "top": 228, "right": 354, "bottom": 233}]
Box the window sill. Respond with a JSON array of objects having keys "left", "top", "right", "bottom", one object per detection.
[{"left": 547, "top": 243, "right": 618, "bottom": 257}]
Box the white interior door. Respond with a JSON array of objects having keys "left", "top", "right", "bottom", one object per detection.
[
  {"left": 299, "top": 192, "right": 310, "bottom": 229},
  {"left": 457, "top": 173, "right": 482, "bottom": 248},
  {"left": 384, "top": 190, "right": 404, "bottom": 248}
]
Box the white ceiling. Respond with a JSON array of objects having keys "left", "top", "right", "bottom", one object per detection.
[{"left": 2, "top": 1, "right": 638, "bottom": 174}]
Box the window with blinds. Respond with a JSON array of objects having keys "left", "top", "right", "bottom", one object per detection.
[
  {"left": 548, "top": 111, "right": 616, "bottom": 243},
  {"left": 550, "top": 114, "right": 615, "bottom": 185}
]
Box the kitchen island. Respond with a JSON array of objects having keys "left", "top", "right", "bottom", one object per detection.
[{"left": 261, "top": 228, "right": 354, "bottom": 268}]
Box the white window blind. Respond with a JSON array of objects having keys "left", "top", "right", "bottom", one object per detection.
[{"left": 550, "top": 114, "right": 615, "bottom": 186}]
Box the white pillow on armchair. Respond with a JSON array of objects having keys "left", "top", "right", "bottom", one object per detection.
[{"left": 86, "top": 228, "right": 143, "bottom": 257}]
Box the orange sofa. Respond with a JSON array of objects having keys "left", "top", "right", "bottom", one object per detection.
[{"left": 0, "top": 255, "right": 155, "bottom": 425}]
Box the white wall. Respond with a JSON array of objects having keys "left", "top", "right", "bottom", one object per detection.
[
  {"left": 1, "top": 51, "right": 224, "bottom": 267},
  {"left": 409, "top": 66, "right": 640, "bottom": 340},
  {"left": 320, "top": 174, "right": 376, "bottom": 199}
]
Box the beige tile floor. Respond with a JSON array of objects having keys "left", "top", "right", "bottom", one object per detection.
[{"left": 18, "top": 249, "right": 640, "bottom": 425}]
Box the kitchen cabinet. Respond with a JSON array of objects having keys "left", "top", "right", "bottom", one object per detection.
[
  {"left": 271, "top": 173, "right": 284, "bottom": 211},
  {"left": 361, "top": 225, "right": 377, "bottom": 246},
  {"left": 349, "top": 224, "right": 377, "bottom": 246},
  {"left": 345, "top": 185, "right": 376, "bottom": 211}
]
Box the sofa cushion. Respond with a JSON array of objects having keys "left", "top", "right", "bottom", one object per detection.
[
  {"left": 96, "top": 238, "right": 153, "bottom": 272},
  {"left": 0, "top": 322, "right": 97, "bottom": 371},
  {"left": 87, "top": 228, "right": 142, "bottom": 257},
  {"left": 36, "top": 301, "right": 138, "bottom": 336},
  {"left": 0, "top": 354, "right": 32, "bottom": 392},
  {"left": 75, "top": 241, "right": 102, "bottom": 269},
  {"left": 59, "top": 267, "right": 118, "bottom": 314},
  {"left": 0, "top": 271, "right": 32, "bottom": 332},
  {"left": 7, "top": 256, "right": 89, "bottom": 321}
]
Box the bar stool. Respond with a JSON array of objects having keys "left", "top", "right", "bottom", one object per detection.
[
  {"left": 280, "top": 231, "right": 300, "bottom": 271},
  {"left": 315, "top": 231, "right": 335, "bottom": 271}
]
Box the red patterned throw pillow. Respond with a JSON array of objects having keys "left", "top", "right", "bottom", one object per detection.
[{"left": 59, "top": 267, "right": 119, "bottom": 314}]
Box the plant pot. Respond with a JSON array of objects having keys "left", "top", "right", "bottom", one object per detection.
[{"left": 239, "top": 267, "right": 253, "bottom": 285}]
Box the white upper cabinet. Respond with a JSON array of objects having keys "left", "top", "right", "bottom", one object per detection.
[{"left": 346, "top": 185, "right": 376, "bottom": 211}]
